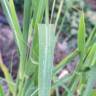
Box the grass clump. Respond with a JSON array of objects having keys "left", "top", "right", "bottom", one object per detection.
[{"left": 0, "top": 0, "right": 96, "bottom": 96}]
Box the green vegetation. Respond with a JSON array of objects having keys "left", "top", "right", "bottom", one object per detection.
[{"left": 0, "top": 0, "right": 96, "bottom": 96}]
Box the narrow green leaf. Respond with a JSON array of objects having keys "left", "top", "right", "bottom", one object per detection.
[
  {"left": 83, "top": 67, "right": 96, "bottom": 96},
  {"left": 9, "top": 0, "right": 22, "bottom": 35},
  {"left": 78, "top": 12, "right": 85, "bottom": 58},
  {"left": 84, "top": 43, "right": 96, "bottom": 68},
  {"left": 0, "top": 85, "right": 4, "bottom": 96},
  {"left": 45, "top": 0, "right": 49, "bottom": 24},
  {"left": 32, "top": 0, "right": 46, "bottom": 23},
  {"left": 1, "top": 0, "right": 24, "bottom": 56},
  {"left": 8, "top": 0, "right": 27, "bottom": 83},
  {"left": 69, "top": 76, "right": 80, "bottom": 96},
  {"left": 86, "top": 26, "right": 96, "bottom": 47},
  {"left": 55, "top": 0, "right": 64, "bottom": 31},
  {"left": 0, "top": 54, "right": 15, "bottom": 94},
  {"left": 23, "top": 0, "right": 32, "bottom": 41},
  {"left": 52, "top": 74, "right": 72, "bottom": 89},
  {"left": 38, "top": 24, "right": 55, "bottom": 96},
  {"left": 31, "top": 0, "right": 46, "bottom": 61},
  {"left": 50, "top": 0, "right": 56, "bottom": 22},
  {"left": 53, "top": 49, "right": 79, "bottom": 74}
]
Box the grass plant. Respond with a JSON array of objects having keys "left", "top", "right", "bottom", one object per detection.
[{"left": 0, "top": 0, "right": 96, "bottom": 96}]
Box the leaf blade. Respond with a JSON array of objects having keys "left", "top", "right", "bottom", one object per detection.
[
  {"left": 78, "top": 12, "right": 85, "bottom": 59},
  {"left": 38, "top": 24, "right": 55, "bottom": 96}
]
